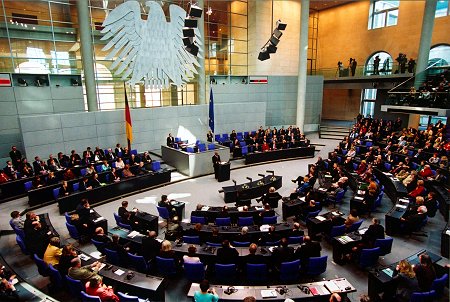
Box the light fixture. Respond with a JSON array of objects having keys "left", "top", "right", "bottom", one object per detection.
[
  {"left": 184, "top": 18, "right": 197, "bottom": 28},
  {"left": 185, "top": 43, "right": 199, "bottom": 56},
  {"left": 183, "top": 28, "right": 195, "bottom": 37},
  {"left": 258, "top": 20, "right": 287, "bottom": 61},
  {"left": 206, "top": 7, "right": 212, "bottom": 16},
  {"left": 183, "top": 37, "right": 194, "bottom": 47},
  {"left": 258, "top": 50, "right": 270, "bottom": 61},
  {"left": 269, "top": 36, "right": 280, "bottom": 46},
  {"left": 266, "top": 43, "right": 277, "bottom": 54},
  {"left": 273, "top": 29, "right": 283, "bottom": 39},
  {"left": 276, "top": 20, "right": 287, "bottom": 30}
]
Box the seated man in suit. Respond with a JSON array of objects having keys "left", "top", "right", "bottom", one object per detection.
[
  {"left": 400, "top": 205, "right": 428, "bottom": 234},
  {"left": 79, "top": 177, "right": 92, "bottom": 191},
  {"left": 289, "top": 222, "right": 305, "bottom": 237},
  {"left": 118, "top": 200, "right": 138, "bottom": 225},
  {"left": 216, "top": 240, "right": 239, "bottom": 264},
  {"left": 260, "top": 187, "right": 282, "bottom": 209},
  {"left": 234, "top": 226, "right": 251, "bottom": 243},
  {"left": 158, "top": 195, "right": 176, "bottom": 218},
  {"left": 92, "top": 227, "right": 112, "bottom": 244},
  {"left": 166, "top": 133, "right": 175, "bottom": 147},
  {"left": 424, "top": 192, "right": 438, "bottom": 218},
  {"left": 245, "top": 243, "right": 266, "bottom": 265},
  {"left": 271, "top": 238, "right": 295, "bottom": 270},
  {"left": 141, "top": 231, "right": 161, "bottom": 262},
  {"left": 208, "top": 228, "right": 223, "bottom": 244},
  {"left": 259, "top": 225, "right": 280, "bottom": 245},
  {"left": 294, "top": 235, "right": 321, "bottom": 270},
  {"left": 75, "top": 198, "right": 94, "bottom": 235},
  {"left": 68, "top": 258, "right": 102, "bottom": 284},
  {"left": 105, "top": 234, "right": 130, "bottom": 263}
]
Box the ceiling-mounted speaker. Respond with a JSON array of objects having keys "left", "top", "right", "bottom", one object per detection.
[
  {"left": 276, "top": 20, "right": 287, "bottom": 30},
  {"left": 183, "top": 28, "right": 195, "bottom": 37},
  {"left": 184, "top": 18, "right": 198, "bottom": 28},
  {"left": 267, "top": 43, "right": 277, "bottom": 54},
  {"left": 269, "top": 36, "right": 280, "bottom": 46},
  {"left": 273, "top": 29, "right": 283, "bottom": 39},
  {"left": 183, "top": 37, "right": 194, "bottom": 46},
  {"left": 189, "top": 5, "right": 203, "bottom": 18},
  {"left": 258, "top": 51, "right": 270, "bottom": 61},
  {"left": 186, "top": 43, "right": 199, "bottom": 56}
]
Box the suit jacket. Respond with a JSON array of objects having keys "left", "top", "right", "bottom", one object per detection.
[
  {"left": 272, "top": 246, "right": 295, "bottom": 266},
  {"left": 295, "top": 241, "right": 321, "bottom": 264},
  {"left": 141, "top": 236, "right": 162, "bottom": 261},
  {"left": 9, "top": 150, "right": 22, "bottom": 165},
  {"left": 166, "top": 136, "right": 175, "bottom": 147},
  {"left": 68, "top": 266, "right": 98, "bottom": 283},
  {"left": 105, "top": 152, "right": 116, "bottom": 161},
  {"left": 362, "top": 224, "right": 385, "bottom": 246},
  {"left": 245, "top": 253, "right": 266, "bottom": 264},
  {"left": 212, "top": 155, "right": 221, "bottom": 166},
  {"left": 216, "top": 247, "right": 239, "bottom": 264},
  {"left": 92, "top": 234, "right": 112, "bottom": 243}
]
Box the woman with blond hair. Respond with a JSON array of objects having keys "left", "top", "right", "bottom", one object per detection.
[{"left": 391, "top": 260, "right": 419, "bottom": 302}]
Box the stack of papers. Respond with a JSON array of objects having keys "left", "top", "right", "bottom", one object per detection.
[
  {"left": 90, "top": 251, "right": 103, "bottom": 259},
  {"left": 383, "top": 172, "right": 393, "bottom": 176},
  {"left": 354, "top": 196, "right": 364, "bottom": 200},
  {"left": 114, "top": 269, "right": 125, "bottom": 276},
  {"left": 79, "top": 254, "right": 91, "bottom": 261},
  {"left": 338, "top": 236, "right": 354, "bottom": 243},
  {"left": 127, "top": 231, "right": 140, "bottom": 238},
  {"left": 334, "top": 279, "right": 353, "bottom": 292},
  {"left": 94, "top": 216, "right": 104, "bottom": 222},
  {"left": 382, "top": 268, "right": 394, "bottom": 277},
  {"left": 396, "top": 204, "right": 407, "bottom": 209},
  {"left": 201, "top": 206, "right": 210, "bottom": 211},
  {"left": 324, "top": 281, "right": 340, "bottom": 293},
  {"left": 332, "top": 211, "right": 340, "bottom": 216},
  {"left": 315, "top": 216, "right": 326, "bottom": 221},
  {"left": 260, "top": 290, "right": 277, "bottom": 298}
]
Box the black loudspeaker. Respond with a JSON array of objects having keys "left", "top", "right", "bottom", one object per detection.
[
  {"left": 189, "top": 5, "right": 203, "bottom": 18},
  {"left": 269, "top": 36, "right": 280, "bottom": 46},
  {"left": 276, "top": 21, "right": 287, "bottom": 30},
  {"left": 183, "top": 37, "right": 194, "bottom": 46},
  {"left": 267, "top": 43, "right": 277, "bottom": 54},
  {"left": 186, "top": 43, "right": 199, "bottom": 56},
  {"left": 258, "top": 51, "right": 270, "bottom": 61},
  {"left": 183, "top": 28, "right": 195, "bottom": 37},
  {"left": 184, "top": 18, "right": 198, "bottom": 28},
  {"left": 273, "top": 28, "right": 283, "bottom": 39}
]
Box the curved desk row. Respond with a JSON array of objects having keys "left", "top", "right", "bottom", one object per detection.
[
  {"left": 57, "top": 170, "right": 171, "bottom": 214},
  {"left": 77, "top": 249, "right": 165, "bottom": 300},
  {"left": 188, "top": 278, "right": 356, "bottom": 301},
  {"left": 372, "top": 168, "right": 408, "bottom": 202},
  {"left": 221, "top": 175, "right": 282, "bottom": 204},
  {"left": 244, "top": 146, "right": 315, "bottom": 165},
  {"left": 190, "top": 206, "right": 275, "bottom": 224}
]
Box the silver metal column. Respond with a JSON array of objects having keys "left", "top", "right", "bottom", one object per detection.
[
  {"left": 414, "top": 0, "right": 437, "bottom": 88},
  {"left": 295, "top": 0, "right": 309, "bottom": 131},
  {"left": 77, "top": 0, "right": 98, "bottom": 111}
]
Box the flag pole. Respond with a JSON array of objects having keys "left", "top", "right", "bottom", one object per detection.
[{"left": 124, "top": 82, "right": 133, "bottom": 151}]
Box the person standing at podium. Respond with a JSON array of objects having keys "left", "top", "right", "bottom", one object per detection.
[
  {"left": 166, "top": 133, "right": 175, "bottom": 148},
  {"left": 212, "top": 152, "right": 221, "bottom": 179}
]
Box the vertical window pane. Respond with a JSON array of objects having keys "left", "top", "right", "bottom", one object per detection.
[
  {"left": 373, "top": 12, "right": 386, "bottom": 28},
  {"left": 387, "top": 10, "right": 398, "bottom": 26}
]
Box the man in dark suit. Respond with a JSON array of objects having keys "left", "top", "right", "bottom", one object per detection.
[
  {"left": 166, "top": 133, "right": 175, "bottom": 147},
  {"left": 212, "top": 152, "right": 221, "bottom": 179},
  {"left": 82, "top": 147, "right": 94, "bottom": 164},
  {"left": 424, "top": 192, "right": 438, "bottom": 217},
  {"left": 216, "top": 240, "right": 239, "bottom": 264},
  {"left": 158, "top": 195, "right": 175, "bottom": 217},
  {"left": 271, "top": 238, "right": 294, "bottom": 269},
  {"left": 3, "top": 161, "right": 17, "bottom": 179},
  {"left": 79, "top": 177, "right": 92, "bottom": 191},
  {"left": 362, "top": 218, "right": 384, "bottom": 247},
  {"left": 9, "top": 146, "right": 22, "bottom": 168},
  {"left": 141, "top": 231, "right": 161, "bottom": 262},
  {"left": 32, "top": 156, "right": 43, "bottom": 173},
  {"left": 401, "top": 205, "right": 427, "bottom": 234},
  {"left": 92, "top": 227, "right": 112, "bottom": 243},
  {"left": 294, "top": 236, "right": 321, "bottom": 269},
  {"left": 105, "top": 234, "right": 129, "bottom": 263},
  {"left": 118, "top": 200, "right": 138, "bottom": 226},
  {"left": 245, "top": 243, "right": 266, "bottom": 264}
]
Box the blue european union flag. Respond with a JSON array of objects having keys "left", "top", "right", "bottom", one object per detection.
[{"left": 209, "top": 87, "right": 214, "bottom": 133}]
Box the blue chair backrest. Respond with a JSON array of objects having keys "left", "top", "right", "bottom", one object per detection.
[
  {"left": 184, "top": 262, "right": 205, "bottom": 282},
  {"left": 239, "top": 141, "right": 246, "bottom": 147},
  {"left": 156, "top": 206, "right": 170, "bottom": 220},
  {"left": 104, "top": 248, "right": 121, "bottom": 265},
  {"left": 265, "top": 240, "right": 280, "bottom": 246},
  {"left": 191, "top": 216, "right": 206, "bottom": 224},
  {"left": 175, "top": 137, "right": 181, "bottom": 143},
  {"left": 183, "top": 235, "right": 201, "bottom": 244},
  {"left": 111, "top": 161, "right": 116, "bottom": 168},
  {"left": 48, "top": 264, "right": 64, "bottom": 288},
  {"left": 91, "top": 239, "right": 106, "bottom": 253},
  {"left": 208, "top": 143, "right": 215, "bottom": 150},
  {"left": 247, "top": 263, "right": 267, "bottom": 283},
  {"left": 342, "top": 149, "right": 348, "bottom": 155},
  {"left": 280, "top": 259, "right": 301, "bottom": 282},
  {"left": 222, "top": 133, "right": 229, "bottom": 140},
  {"left": 288, "top": 236, "right": 303, "bottom": 245},
  {"left": 216, "top": 217, "right": 231, "bottom": 226},
  {"left": 16, "top": 235, "right": 28, "bottom": 254},
  {"left": 118, "top": 292, "right": 140, "bottom": 302},
  {"left": 205, "top": 242, "right": 222, "bottom": 247},
  {"left": 244, "top": 131, "right": 249, "bottom": 137},
  {"left": 330, "top": 225, "right": 346, "bottom": 237},
  {"left": 186, "top": 147, "right": 195, "bottom": 153},
  {"left": 80, "top": 168, "right": 87, "bottom": 176},
  {"left": 24, "top": 181, "right": 33, "bottom": 191},
  {"left": 360, "top": 247, "right": 380, "bottom": 268},
  {"left": 65, "top": 212, "right": 72, "bottom": 224},
  {"left": 241, "top": 145, "right": 248, "bottom": 155},
  {"left": 408, "top": 150, "right": 414, "bottom": 157},
  {"left": 238, "top": 216, "right": 254, "bottom": 226},
  {"left": 117, "top": 152, "right": 123, "bottom": 158},
  {"left": 334, "top": 190, "right": 345, "bottom": 203},
  {"left": 232, "top": 241, "right": 251, "bottom": 247},
  {"left": 66, "top": 275, "right": 84, "bottom": 298},
  {"left": 214, "top": 134, "right": 221, "bottom": 142},
  {"left": 118, "top": 221, "right": 132, "bottom": 231},
  {"left": 72, "top": 182, "right": 80, "bottom": 192},
  {"left": 306, "top": 255, "right": 328, "bottom": 275},
  {"left": 384, "top": 162, "right": 392, "bottom": 171},
  {"left": 152, "top": 160, "right": 161, "bottom": 172},
  {"left": 215, "top": 263, "right": 236, "bottom": 283},
  {"left": 365, "top": 141, "right": 373, "bottom": 147},
  {"left": 353, "top": 163, "right": 358, "bottom": 170},
  {"left": 410, "top": 290, "right": 436, "bottom": 302},
  {"left": 95, "top": 165, "right": 102, "bottom": 173},
  {"left": 128, "top": 253, "right": 149, "bottom": 273},
  {"left": 346, "top": 219, "right": 363, "bottom": 233},
  {"left": 66, "top": 222, "right": 80, "bottom": 240},
  {"left": 81, "top": 291, "right": 102, "bottom": 302},
  {"left": 113, "top": 212, "right": 122, "bottom": 225},
  {"left": 130, "top": 149, "right": 138, "bottom": 156},
  {"left": 307, "top": 209, "right": 321, "bottom": 219},
  {"left": 431, "top": 274, "right": 448, "bottom": 296},
  {"left": 33, "top": 253, "right": 50, "bottom": 277},
  {"left": 156, "top": 256, "right": 177, "bottom": 276},
  {"left": 324, "top": 161, "right": 329, "bottom": 170},
  {"left": 374, "top": 238, "right": 393, "bottom": 256},
  {"left": 198, "top": 144, "right": 206, "bottom": 152},
  {"left": 262, "top": 216, "right": 277, "bottom": 224},
  {"left": 53, "top": 187, "right": 60, "bottom": 199}
]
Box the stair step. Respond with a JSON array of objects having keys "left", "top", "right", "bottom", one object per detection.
[{"left": 319, "top": 126, "right": 351, "bottom": 131}]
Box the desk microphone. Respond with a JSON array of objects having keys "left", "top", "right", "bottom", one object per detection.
[
  {"left": 258, "top": 174, "right": 265, "bottom": 178},
  {"left": 246, "top": 177, "right": 253, "bottom": 182}
]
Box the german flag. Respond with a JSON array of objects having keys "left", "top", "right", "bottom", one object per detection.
[{"left": 124, "top": 83, "right": 133, "bottom": 148}]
